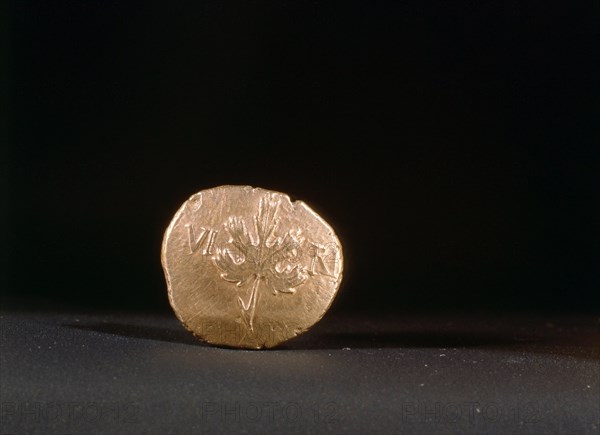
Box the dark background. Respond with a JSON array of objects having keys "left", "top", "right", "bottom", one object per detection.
[{"left": 4, "top": 1, "right": 598, "bottom": 314}]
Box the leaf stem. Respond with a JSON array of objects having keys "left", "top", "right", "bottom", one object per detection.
[{"left": 239, "top": 276, "right": 261, "bottom": 332}]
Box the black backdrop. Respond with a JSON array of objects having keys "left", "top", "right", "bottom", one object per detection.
[{"left": 4, "top": 1, "right": 598, "bottom": 314}]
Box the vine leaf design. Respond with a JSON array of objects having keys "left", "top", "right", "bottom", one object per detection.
[{"left": 212, "top": 194, "right": 308, "bottom": 331}]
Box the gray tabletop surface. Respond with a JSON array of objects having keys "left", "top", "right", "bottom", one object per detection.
[{"left": 1, "top": 310, "right": 598, "bottom": 434}]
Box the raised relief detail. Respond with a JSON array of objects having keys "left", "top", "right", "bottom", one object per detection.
[
  {"left": 212, "top": 194, "right": 308, "bottom": 331},
  {"left": 308, "top": 242, "right": 339, "bottom": 277},
  {"left": 186, "top": 224, "right": 217, "bottom": 255},
  {"left": 184, "top": 193, "right": 218, "bottom": 256}
]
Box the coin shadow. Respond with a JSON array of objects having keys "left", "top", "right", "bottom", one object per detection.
[
  {"left": 283, "top": 330, "right": 536, "bottom": 350},
  {"left": 67, "top": 322, "right": 524, "bottom": 351},
  {"left": 63, "top": 322, "right": 208, "bottom": 347},
  {"left": 61, "top": 321, "right": 600, "bottom": 361},
  {"left": 283, "top": 330, "right": 600, "bottom": 361},
  {"left": 63, "top": 322, "right": 531, "bottom": 349}
]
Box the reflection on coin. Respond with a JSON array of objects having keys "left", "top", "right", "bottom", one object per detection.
[{"left": 161, "top": 185, "right": 343, "bottom": 349}]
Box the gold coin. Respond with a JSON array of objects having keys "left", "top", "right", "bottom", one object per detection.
[{"left": 161, "top": 185, "right": 344, "bottom": 349}]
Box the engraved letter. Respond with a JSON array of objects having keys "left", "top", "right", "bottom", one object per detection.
[
  {"left": 186, "top": 224, "right": 217, "bottom": 255},
  {"left": 308, "top": 242, "right": 338, "bottom": 277}
]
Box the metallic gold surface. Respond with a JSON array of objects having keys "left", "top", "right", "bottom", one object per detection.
[{"left": 161, "top": 185, "right": 343, "bottom": 349}]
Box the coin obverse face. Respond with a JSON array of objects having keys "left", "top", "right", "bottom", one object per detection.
[{"left": 161, "top": 185, "right": 343, "bottom": 349}]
